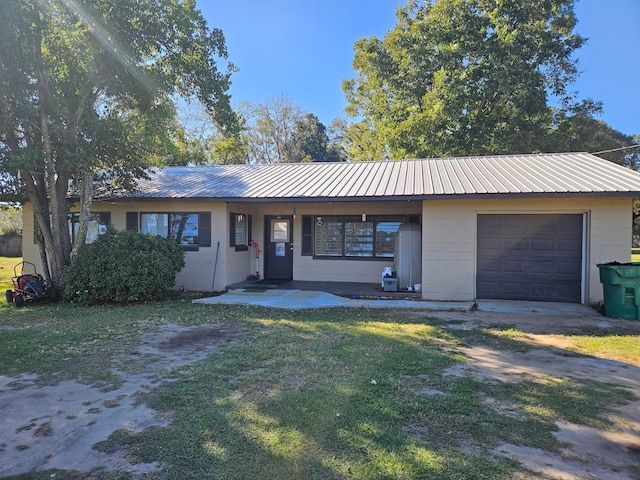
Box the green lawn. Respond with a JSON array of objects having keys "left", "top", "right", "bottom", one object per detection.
[
  {"left": 0, "top": 256, "right": 21, "bottom": 296},
  {"left": 1, "top": 257, "right": 639, "bottom": 479}
]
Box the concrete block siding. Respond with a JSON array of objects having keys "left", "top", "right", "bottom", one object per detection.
[{"left": 22, "top": 196, "right": 631, "bottom": 303}]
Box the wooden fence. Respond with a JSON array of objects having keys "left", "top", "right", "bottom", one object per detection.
[{"left": 0, "top": 235, "right": 22, "bottom": 257}]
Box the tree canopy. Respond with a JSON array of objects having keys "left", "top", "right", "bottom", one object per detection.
[
  {"left": 549, "top": 102, "right": 640, "bottom": 168},
  {"left": 343, "top": 0, "right": 591, "bottom": 159},
  {"left": 0, "top": 0, "right": 238, "bottom": 286},
  {"left": 240, "top": 95, "right": 303, "bottom": 164},
  {"left": 285, "top": 113, "right": 331, "bottom": 163},
  {"left": 238, "top": 96, "right": 344, "bottom": 164}
]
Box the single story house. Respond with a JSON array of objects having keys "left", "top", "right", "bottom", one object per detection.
[{"left": 21, "top": 152, "right": 640, "bottom": 304}]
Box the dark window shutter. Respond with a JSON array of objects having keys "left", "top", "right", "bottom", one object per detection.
[
  {"left": 199, "top": 212, "right": 211, "bottom": 247},
  {"left": 99, "top": 212, "right": 111, "bottom": 226},
  {"left": 301, "top": 215, "right": 313, "bottom": 256},
  {"left": 126, "top": 212, "right": 138, "bottom": 231},
  {"left": 229, "top": 213, "right": 236, "bottom": 246},
  {"left": 248, "top": 215, "right": 252, "bottom": 246}
]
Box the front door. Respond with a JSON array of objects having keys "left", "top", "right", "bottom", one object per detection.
[{"left": 264, "top": 215, "right": 294, "bottom": 280}]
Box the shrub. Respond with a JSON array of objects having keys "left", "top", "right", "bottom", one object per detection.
[
  {"left": 0, "top": 206, "right": 22, "bottom": 235},
  {"left": 62, "top": 229, "right": 185, "bottom": 304}
]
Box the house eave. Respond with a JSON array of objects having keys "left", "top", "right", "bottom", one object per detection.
[{"left": 97, "top": 190, "right": 640, "bottom": 204}]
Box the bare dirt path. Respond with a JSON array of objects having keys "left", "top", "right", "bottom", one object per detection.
[
  {"left": 433, "top": 307, "right": 640, "bottom": 480},
  {"left": 0, "top": 324, "right": 241, "bottom": 478}
]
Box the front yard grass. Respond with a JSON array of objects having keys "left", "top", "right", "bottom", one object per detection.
[
  {"left": 0, "top": 256, "right": 20, "bottom": 295},
  {"left": 1, "top": 258, "right": 639, "bottom": 479}
]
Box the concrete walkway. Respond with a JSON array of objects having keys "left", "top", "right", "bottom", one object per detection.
[
  {"left": 193, "top": 289, "right": 597, "bottom": 316},
  {"left": 194, "top": 288, "right": 472, "bottom": 310}
]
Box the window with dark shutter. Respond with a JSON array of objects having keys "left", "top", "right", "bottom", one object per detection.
[
  {"left": 66, "top": 212, "right": 112, "bottom": 244},
  {"left": 126, "top": 212, "right": 139, "bottom": 231},
  {"left": 136, "top": 211, "right": 210, "bottom": 251},
  {"left": 230, "top": 212, "right": 249, "bottom": 251}
]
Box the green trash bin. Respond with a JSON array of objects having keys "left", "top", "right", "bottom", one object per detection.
[{"left": 597, "top": 262, "right": 640, "bottom": 320}]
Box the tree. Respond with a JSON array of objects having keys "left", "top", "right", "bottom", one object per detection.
[
  {"left": 340, "top": 120, "right": 389, "bottom": 162},
  {"left": 171, "top": 99, "right": 249, "bottom": 165},
  {"left": 325, "top": 118, "right": 349, "bottom": 162},
  {"left": 240, "top": 95, "right": 303, "bottom": 164},
  {"left": 285, "top": 113, "right": 331, "bottom": 162},
  {"left": 239, "top": 97, "right": 345, "bottom": 163},
  {"left": 343, "top": 0, "right": 587, "bottom": 159},
  {"left": 210, "top": 134, "right": 250, "bottom": 165},
  {"left": 0, "top": 0, "right": 237, "bottom": 288},
  {"left": 549, "top": 101, "right": 640, "bottom": 169}
]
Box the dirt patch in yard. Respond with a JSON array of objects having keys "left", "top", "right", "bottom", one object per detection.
[
  {"left": 0, "top": 324, "right": 241, "bottom": 479},
  {"left": 432, "top": 307, "right": 640, "bottom": 480}
]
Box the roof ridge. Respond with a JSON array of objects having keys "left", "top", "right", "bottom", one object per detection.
[{"left": 154, "top": 152, "right": 589, "bottom": 169}]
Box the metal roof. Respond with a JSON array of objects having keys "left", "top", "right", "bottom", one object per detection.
[{"left": 111, "top": 153, "right": 640, "bottom": 202}]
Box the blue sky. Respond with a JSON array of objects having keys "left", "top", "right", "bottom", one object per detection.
[{"left": 199, "top": 0, "right": 639, "bottom": 137}]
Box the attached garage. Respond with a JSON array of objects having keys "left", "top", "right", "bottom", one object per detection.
[{"left": 476, "top": 214, "right": 584, "bottom": 303}]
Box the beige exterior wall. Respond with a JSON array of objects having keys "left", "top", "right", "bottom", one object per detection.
[
  {"left": 421, "top": 197, "right": 633, "bottom": 303},
  {"left": 22, "top": 196, "right": 633, "bottom": 303}
]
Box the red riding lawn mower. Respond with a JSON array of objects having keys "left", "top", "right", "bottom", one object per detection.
[{"left": 5, "top": 261, "right": 51, "bottom": 308}]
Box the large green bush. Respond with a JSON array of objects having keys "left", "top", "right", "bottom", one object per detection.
[{"left": 62, "top": 229, "right": 185, "bottom": 304}]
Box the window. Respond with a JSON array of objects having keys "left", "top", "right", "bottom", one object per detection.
[
  {"left": 68, "top": 213, "right": 110, "bottom": 244},
  {"left": 271, "top": 219, "right": 290, "bottom": 242},
  {"left": 230, "top": 213, "right": 252, "bottom": 251},
  {"left": 140, "top": 212, "right": 208, "bottom": 251},
  {"left": 313, "top": 215, "right": 409, "bottom": 259},
  {"left": 170, "top": 213, "right": 199, "bottom": 246},
  {"left": 314, "top": 216, "right": 343, "bottom": 256},
  {"left": 141, "top": 213, "right": 198, "bottom": 245},
  {"left": 345, "top": 217, "right": 373, "bottom": 257},
  {"left": 141, "top": 213, "right": 169, "bottom": 238},
  {"left": 375, "top": 218, "right": 404, "bottom": 257}
]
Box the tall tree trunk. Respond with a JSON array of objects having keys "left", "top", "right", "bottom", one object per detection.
[
  {"left": 48, "top": 169, "right": 73, "bottom": 286},
  {"left": 71, "top": 167, "right": 95, "bottom": 259},
  {"left": 26, "top": 172, "right": 69, "bottom": 289},
  {"left": 32, "top": 4, "right": 72, "bottom": 288},
  {"left": 33, "top": 219, "right": 51, "bottom": 285}
]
